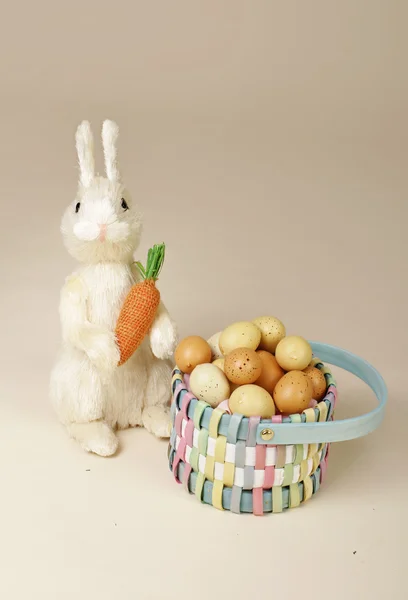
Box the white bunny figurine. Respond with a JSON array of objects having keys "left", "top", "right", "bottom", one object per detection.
[{"left": 50, "top": 120, "right": 178, "bottom": 456}]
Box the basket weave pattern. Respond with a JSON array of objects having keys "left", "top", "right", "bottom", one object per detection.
[{"left": 168, "top": 357, "right": 337, "bottom": 514}]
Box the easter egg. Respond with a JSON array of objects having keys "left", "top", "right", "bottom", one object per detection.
[
  {"left": 212, "top": 357, "right": 225, "bottom": 372},
  {"left": 229, "top": 384, "right": 276, "bottom": 418},
  {"left": 252, "top": 316, "right": 286, "bottom": 353},
  {"left": 189, "top": 364, "right": 230, "bottom": 408},
  {"left": 224, "top": 348, "right": 262, "bottom": 385},
  {"left": 207, "top": 331, "right": 223, "bottom": 360},
  {"left": 255, "top": 350, "right": 285, "bottom": 394},
  {"left": 275, "top": 336, "right": 312, "bottom": 371},
  {"left": 303, "top": 366, "right": 327, "bottom": 401},
  {"left": 219, "top": 321, "right": 261, "bottom": 355},
  {"left": 175, "top": 336, "right": 212, "bottom": 374},
  {"left": 273, "top": 371, "right": 313, "bottom": 414}
]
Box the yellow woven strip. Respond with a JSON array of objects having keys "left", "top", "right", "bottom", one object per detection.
[
  {"left": 208, "top": 408, "right": 224, "bottom": 439},
  {"left": 308, "top": 443, "right": 318, "bottom": 459},
  {"left": 291, "top": 414, "right": 302, "bottom": 423},
  {"left": 172, "top": 373, "right": 182, "bottom": 387},
  {"left": 214, "top": 435, "right": 227, "bottom": 464},
  {"left": 303, "top": 476, "right": 313, "bottom": 502},
  {"left": 289, "top": 483, "right": 300, "bottom": 508},
  {"left": 320, "top": 366, "right": 331, "bottom": 376},
  {"left": 212, "top": 480, "right": 224, "bottom": 510},
  {"left": 309, "top": 357, "right": 320, "bottom": 367},
  {"left": 304, "top": 408, "right": 316, "bottom": 422},
  {"left": 318, "top": 400, "right": 328, "bottom": 422},
  {"left": 300, "top": 459, "right": 309, "bottom": 481},
  {"left": 294, "top": 444, "right": 304, "bottom": 465},
  {"left": 223, "top": 462, "right": 235, "bottom": 487},
  {"left": 195, "top": 472, "right": 205, "bottom": 501},
  {"left": 272, "top": 487, "right": 283, "bottom": 513},
  {"left": 205, "top": 455, "right": 215, "bottom": 482}
]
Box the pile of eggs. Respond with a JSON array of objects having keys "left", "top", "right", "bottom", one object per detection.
[{"left": 174, "top": 317, "right": 327, "bottom": 418}]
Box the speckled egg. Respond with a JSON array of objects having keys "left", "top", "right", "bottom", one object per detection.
[
  {"left": 219, "top": 321, "right": 261, "bottom": 355},
  {"left": 189, "top": 363, "right": 231, "bottom": 408},
  {"left": 255, "top": 350, "right": 285, "bottom": 394},
  {"left": 252, "top": 316, "right": 286, "bottom": 353},
  {"left": 303, "top": 366, "right": 327, "bottom": 401},
  {"left": 229, "top": 384, "right": 276, "bottom": 418},
  {"left": 175, "top": 336, "right": 212, "bottom": 374},
  {"left": 275, "top": 336, "right": 312, "bottom": 371},
  {"left": 273, "top": 371, "right": 313, "bottom": 414},
  {"left": 207, "top": 331, "right": 223, "bottom": 360},
  {"left": 224, "top": 348, "right": 262, "bottom": 385}
]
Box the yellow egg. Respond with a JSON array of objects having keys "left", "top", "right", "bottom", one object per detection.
[
  {"left": 207, "top": 331, "right": 223, "bottom": 360},
  {"left": 273, "top": 371, "right": 313, "bottom": 414},
  {"left": 175, "top": 336, "right": 212, "bottom": 374},
  {"left": 189, "top": 364, "right": 231, "bottom": 408},
  {"left": 224, "top": 348, "right": 262, "bottom": 385},
  {"left": 212, "top": 357, "right": 225, "bottom": 372},
  {"left": 303, "top": 366, "right": 327, "bottom": 401},
  {"left": 252, "top": 316, "right": 286, "bottom": 353},
  {"left": 219, "top": 321, "right": 261, "bottom": 355},
  {"left": 275, "top": 336, "right": 312, "bottom": 371},
  {"left": 229, "top": 384, "right": 276, "bottom": 418}
]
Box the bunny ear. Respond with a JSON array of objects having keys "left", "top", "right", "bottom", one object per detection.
[
  {"left": 102, "top": 119, "right": 120, "bottom": 182},
  {"left": 75, "top": 121, "right": 95, "bottom": 188}
]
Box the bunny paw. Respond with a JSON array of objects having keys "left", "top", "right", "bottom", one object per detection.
[{"left": 142, "top": 407, "right": 172, "bottom": 439}]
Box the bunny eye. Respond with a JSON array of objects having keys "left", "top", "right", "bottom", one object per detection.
[
  {"left": 121, "top": 198, "right": 129, "bottom": 211},
  {"left": 75, "top": 202, "right": 81, "bottom": 213}
]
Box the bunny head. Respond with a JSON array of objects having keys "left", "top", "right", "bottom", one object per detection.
[{"left": 61, "top": 120, "right": 143, "bottom": 263}]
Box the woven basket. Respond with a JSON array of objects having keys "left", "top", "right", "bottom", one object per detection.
[{"left": 168, "top": 342, "right": 387, "bottom": 515}]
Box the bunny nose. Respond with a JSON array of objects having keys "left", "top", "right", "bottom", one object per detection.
[{"left": 98, "top": 224, "right": 107, "bottom": 242}]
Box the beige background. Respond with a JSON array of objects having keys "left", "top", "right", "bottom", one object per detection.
[{"left": 0, "top": 1, "right": 407, "bottom": 599}]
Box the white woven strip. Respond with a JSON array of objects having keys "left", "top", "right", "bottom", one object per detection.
[
  {"left": 193, "top": 429, "right": 199, "bottom": 448},
  {"left": 245, "top": 447, "right": 256, "bottom": 466},
  {"left": 266, "top": 446, "right": 277, "bottom": 466},
  {"left": 214, "top": 462, "right": 224, "bottom": 481},
  {"left": 225, "top": 443, "right": 236, "bottom": 463},
  {"left": 234, "top": 467, "right": 244, "bottom": 487},
  {"left": 198, "top": 454, "right": 206, "bottom": 473},
  {"left": 207, "top": 437, "right": 216, "bottom": 457}
]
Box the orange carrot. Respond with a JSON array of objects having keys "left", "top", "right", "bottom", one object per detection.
[{"left": 115, "top": 244, "right": 165, "bottom": 366}]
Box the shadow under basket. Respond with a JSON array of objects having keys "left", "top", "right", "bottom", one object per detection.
[{"left": 168, "top": 342, "right": 387, "bottom": 515}]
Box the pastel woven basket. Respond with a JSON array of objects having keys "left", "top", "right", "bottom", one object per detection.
[{"left": 168, "top": 341, "right": 387, "bottom": 515}]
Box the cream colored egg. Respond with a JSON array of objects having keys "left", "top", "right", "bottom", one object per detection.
[
  {"left": 207, "top": 331, "right": 223, "bottom": 360},
  {"left": 229, "top": 384, "right": 276, "bottom": 418},
  {"left": 219, "top": 321, "right": 261, "bottom": 355},
  {"left": 252, "top": 316, "right": 286, "bottom": 353},
  {"left": 275, "top": 336, "right": 312, "bottom": 371},
  {"left": 212, "top": 358, "right": 225, "bottom": 372},
  {"left": 189, "top": 364, "right": 230, "bottom": 408}
]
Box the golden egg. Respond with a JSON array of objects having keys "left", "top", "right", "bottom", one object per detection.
[
  {"left": 229, "top": 384, "right": 276, "bottom": 418},
  {"left": 212, "top": 357, "right": 225, "bottom": 372},
  {"left": 255, "top": 350, "right": 285, "bottom": 395},
  {"left": 175, "top": 336, "right": 212, "bottom": 374},
  {"left": 275, "top": 336, "right": 312, "bottom": 371},
  {"left": 303, "top": 366, "right": 327, "bottom": 401},
  {"left": 252, "top": 316, "right": 286, "bottom": 353},
  {"left": 224, "top": 348, "right": 262, "bottom": 385},
  {"left": 219, "top": 321, "right": 261, "bottom": 355},
  {"left": 273, "top": 371, "right": 313, "bottom": 414}
]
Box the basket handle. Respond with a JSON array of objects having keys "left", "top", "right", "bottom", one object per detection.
[{"left": 255, "top": 342, "right": 387, "bottom": 445}]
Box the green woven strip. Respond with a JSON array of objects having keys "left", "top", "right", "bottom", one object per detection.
[
  {"left": 289, "top": 483, "right": 300, "bottom": 508},
  {"left": 189, "top": 447, "right": 199, "bottom": 472},
  {"left": 294, "top": 444, "right": 304, "bottom": 466},
  {"left": 291, "top": 413, "right": 302, "bottom": 424},
  {"left": 193, "top": 401, "right": 208, "bottom": 429},
  {"left": 272, "top": 487, "right": 283, "bottom": 513},
  {"left": 195, "top": 472, "right": 205, "bottom": 502},
  {"left": 198, "top": 429, "right": 209, "bottom": 455},
  {"left": 282, "top": 464, "right": 294, "bottom": 487}
]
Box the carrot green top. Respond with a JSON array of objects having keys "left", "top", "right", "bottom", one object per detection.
[{"left": 135, "top": 243, "right": 166, "bottom": 281}]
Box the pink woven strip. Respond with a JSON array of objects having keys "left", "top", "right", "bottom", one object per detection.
[
  {"left": 172, "top": 439, "right": 187, "bottom": 483},
  {"left": 181, "top": 392, "right": 194, "bottom": 418},
  {"left": 184, "top": 419, "right": 195, "bottom": 448},
  {"left": 264, "top": 464, "right": 275, "bottom": 488},
  {"left": 253, "top": 488, "right": 263, "bottom": 516},
  {"left": 175, "top": 410, "right": 184, "bottom": 437},
  {"left": 272, "top": 415, "right": 283, "bottom": 423},
  {"left": 173, "top": 383, "right": 185, "bottom": 402},
  {"left": 320, "top": 456, "right": 328, "bottom": 484},
  {"left": 255, "top": 444, "right": 266, "bottom": 470},
  {"left": 328, "top": 385, "right": 337, "bottom": 407}
]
